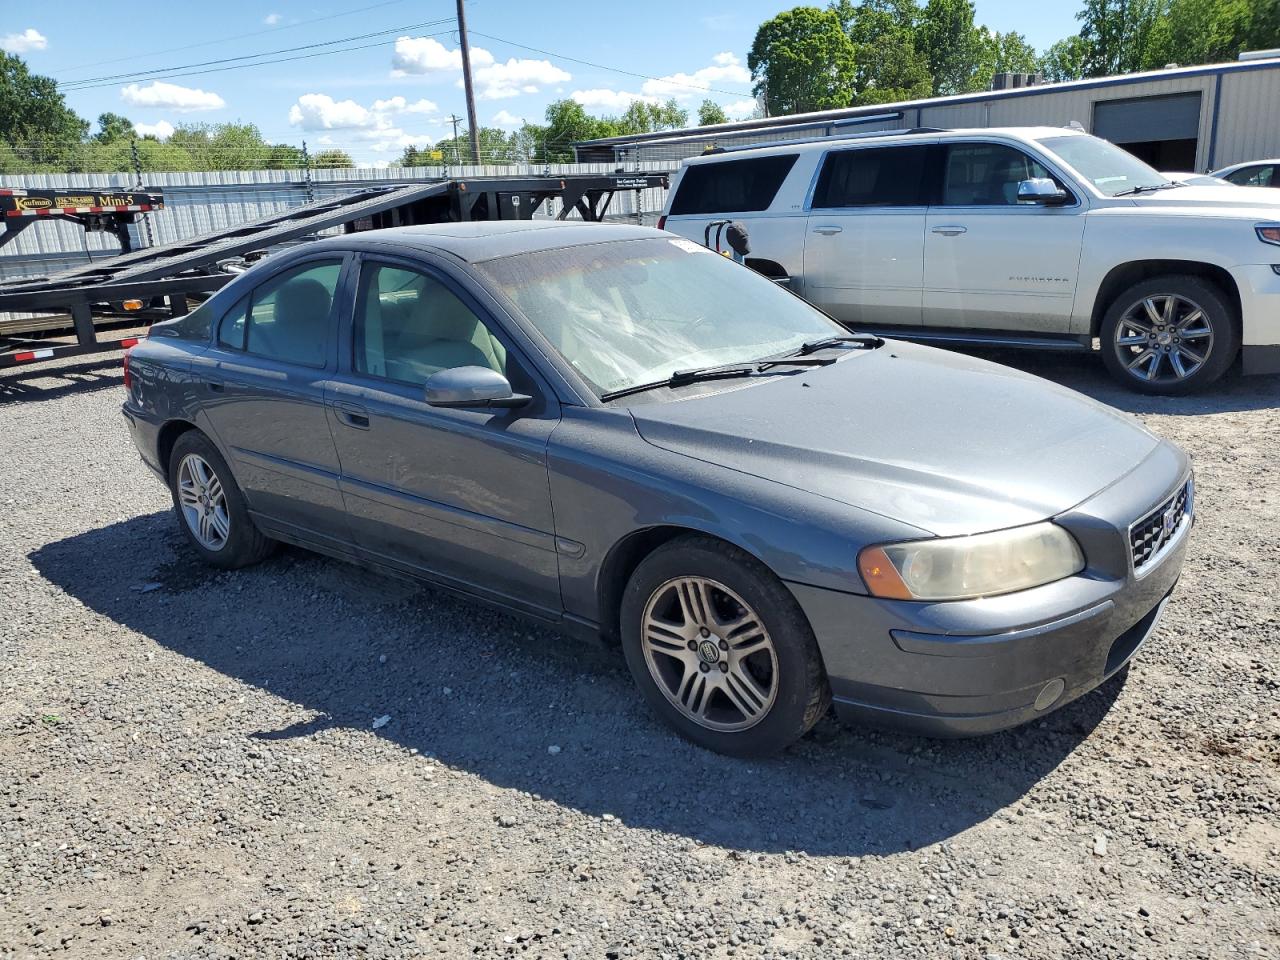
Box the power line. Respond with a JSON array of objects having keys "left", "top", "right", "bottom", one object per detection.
[
  {"left": 470, "top": 31, "right": 752, "bottom": 99},
  {"left": 59, "top": 19, "right": 452, "bottom": 90},
  {"left": 50, "top": 0, "right": 415, "bottom": 75}
]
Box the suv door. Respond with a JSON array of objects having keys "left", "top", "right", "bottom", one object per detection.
[
  {"left": 191, "top": 255, "right": 352, "bottom": 549},
  {"left": 923, "top": 141, "right": 1085, "bottom": 334},
  {"left": 326, "top": 256, "right": 562, "bottom": 616},
  {"left": 802, "top": 143, "right": 931, "bottom": 327}
]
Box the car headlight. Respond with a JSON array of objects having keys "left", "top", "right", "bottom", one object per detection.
[{"left": 857, "top": 522, "right": 1085, "bottom": 601}]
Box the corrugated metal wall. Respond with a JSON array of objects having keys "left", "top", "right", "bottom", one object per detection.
[
  {"left": 0, "top": 161, "right": 676, "bottom": 283},
  {"left": 1211, "top": 69, "right": 1280, "bottom": 168}
]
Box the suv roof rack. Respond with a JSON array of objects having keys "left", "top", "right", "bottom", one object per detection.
[{"left": 715, "top": 126, "right": 949, "bottom": 156}]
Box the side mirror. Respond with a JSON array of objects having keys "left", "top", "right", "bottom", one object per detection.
[
  {"left": 425, "top": 366, "right": 530, "bottom": 409},
  {"left": 1017, "top": 177, "right": 1070, "bottom": 205}
]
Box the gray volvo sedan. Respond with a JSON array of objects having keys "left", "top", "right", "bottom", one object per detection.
[{"left": 121, "top": 222, "right": 1192, "bottom": 756}]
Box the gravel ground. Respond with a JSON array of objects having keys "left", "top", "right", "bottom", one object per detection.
[{"left": 1, "top": 348, "right": 1277, "bottom": 960}]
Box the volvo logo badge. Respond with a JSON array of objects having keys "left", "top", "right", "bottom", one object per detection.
[
  {"left": 1161, "top": 505, "right": 1177, "bottom": 538},
  {"left": 697, "top": 639, "right": 720, "bottom": 663}
]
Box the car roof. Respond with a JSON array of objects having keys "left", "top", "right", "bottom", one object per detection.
[
  {"left": 309, "top": 220, "right": 660, "bottom": 263},
  {"left": 1212, "top": 159, "right": 1280, "bottom": 173},
  {"left": 680, "top": 126, "right": 1086, "bottom": 166}
]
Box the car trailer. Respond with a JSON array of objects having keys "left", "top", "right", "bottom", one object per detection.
[
  {"left": 0, "top": 172, "right": 668, "bottom": 369},
  {"left": 1, "top": 186, "right": 164, "bottom": 254}
]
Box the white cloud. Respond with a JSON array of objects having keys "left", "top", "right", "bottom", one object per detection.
[
  {"left": 571, "top": 88, "right": 662, "bottom": 113},
  {"left": 391, "top": 36, "right": 493, "bottom": 76},
  {"left": 289, "top": 93, "right": 441, "bottom": 131},
  {"left": 640, "top": 52, "right": 751, "bottom": 101},
  {"left": 490, "top": 109, "right": 523, "bottom": 129},
  {"left": 264, "top": 13, "right": 282, "bottom": 26},
  {"left": 371, "top": 96, "right": 438, "bottom": 115},
  {"left": 1, "top": 28, "right": 48, "bottom": 53},
  {"left": 133, "top": 119, "right": 175, "bottom": 139},
  {"left": 121, "top": 81, "right": 225, "bottom": 112},
  {"left": 471, "top": 58, "right": 571, "bottom": 100},
  {"left": 722, "top": 99, "right": 758, "bottom": 120}
]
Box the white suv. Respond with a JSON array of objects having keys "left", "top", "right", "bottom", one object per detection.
[{"left": 658, "top": 126, "right": 1280, "bottom": 393}]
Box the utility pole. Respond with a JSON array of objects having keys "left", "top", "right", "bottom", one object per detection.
[
  {"left": 448, "top": 114, "right": 462, "bottom": 164},
  {"left": 455, "top": 0, "right": 481, "bottom": 163}
]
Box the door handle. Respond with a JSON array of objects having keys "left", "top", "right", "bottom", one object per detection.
[
  {"left": 931, "top": 225, "right": 967, "bottom": 236},
  {"left": 812, "top": 225, "right": 843, "bottom": 235},
  {"left": 332, "top": 401, "right": 370, "bottom": 429},
  {"left": 205, "top": 380, "right": 224, "bottom": 393}
]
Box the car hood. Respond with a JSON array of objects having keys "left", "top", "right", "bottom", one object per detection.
[
  {"left": 1126, "top": 184, "right": 1280, "bottom": 212},
  {"left": 628, "top": 342, "right": 1160, "bottom": 536}
]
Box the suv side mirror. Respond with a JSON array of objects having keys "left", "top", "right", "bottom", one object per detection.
[
  {"left": 425, "top": 366, "right": 530, "bottom": 409},
  {"left": 1017, "top": 178, "right": 1070, "bottom": 205}
]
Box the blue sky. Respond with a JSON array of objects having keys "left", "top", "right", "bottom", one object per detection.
[{"left": 3, "top": 1, "right": 1082, "bottom": 164}]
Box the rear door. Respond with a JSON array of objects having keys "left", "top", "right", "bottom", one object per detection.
[
  {"left": 326, "top": 255, "right": 562, "bottom": 616},
  {"left": 802, "top": 143, "right": 931, "bottom": 327},
  {"left": 192, "top": 255, "right": 353, "bottom": 550},
  {"left": 923, "top": 141, "right": 1085, "bottom": 334}
]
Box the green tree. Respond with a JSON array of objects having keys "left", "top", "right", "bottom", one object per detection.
[
  {"left": 510, "top": 121, "right": 548, "bottom": 161},
  {"left": 0, "top": 52, "right": 89, "bottom": 169},
  {"left": 919, "top": 0, "right": 986, "bottom": 94},
  {"left": 833, "top": 1, "right": 933, "bottom": 104},
  {"left": 1039, "top": 34, "right": 1092, "bottom": 81},
  {"left": 1140, "top": 0, "right": 1253, "bottom": 69},
  {"left": 971, "top": 29, "right": 1041, "bottom": 90},
  {"left": 1076, "top": 0, "right": 1162, "bottom": 76},
  {"left": 697, "top": 100, "right": 730, "bottom": 125},
  {"left": 1245, "top": 0, "right": 1280, "bottom": 50},
  {"left": 617, "top": 98, "right": 689, "bottom": 134},
  {"left": 543, "top": 99, "right": 618, "bottom": 160},
  {"left": 748, "top": 7, "right": 858, "bottom": 115},
  {"left": 93, "top": 111, "right": 136, "bottom": 143},
  {"left": 312, "top": 148, "right": 354, "bottom": 168}
]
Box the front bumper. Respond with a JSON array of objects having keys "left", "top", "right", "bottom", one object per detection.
[{"left": 790, "top": 444, "right": 1192, "bottom": 737}]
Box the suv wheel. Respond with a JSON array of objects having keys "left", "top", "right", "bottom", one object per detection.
[
  {"left": 620, "top": 536, "right": 830, "bottom": 757},
  {"left": 168, "top": 431, "right": 275, "bottom": 569},
  {"left": 1100, "top": 275, "right": 1239, "bottom": 394}
]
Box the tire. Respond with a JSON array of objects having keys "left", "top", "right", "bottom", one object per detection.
[
  {"left": 619, "top": 535, "right": 830, "bottom": 757},
  {"left": 1099, "top": 275, "right": 1239, "bottom": 394},
  {"left": 167, "top": 431, "right": 274, "bottom": 569}
]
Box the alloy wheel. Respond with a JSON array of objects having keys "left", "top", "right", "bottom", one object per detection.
[
  {"left": 1113, "top": 293, "right": 1214, "bottom": 384},
  {"left": 176, "top": 453, "right": 230, "bottom": 551},
  {"left": 640, "top": 576, "right": 779, "bottom": 732}
]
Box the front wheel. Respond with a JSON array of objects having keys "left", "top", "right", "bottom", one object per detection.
[
  {"left": 620, "top": 536, "right": 830, "bottom": 757},
  {"left": 1100, "top": 275, "right": 1239, "bottom": 394}
]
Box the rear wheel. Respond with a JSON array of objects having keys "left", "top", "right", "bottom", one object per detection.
[
  {"left": 1100, "top": 275, "right": 1239, "bottom": 394},
  {"left": 620, "top": 536, "right": 829, "bottom": 757},
  {"left": 168, "top": 431, "right": 274, "bottom": 569}
]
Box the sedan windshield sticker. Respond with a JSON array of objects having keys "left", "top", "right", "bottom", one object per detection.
[{"left": 669, "top": 238, "right": 710, "bottom": 254}]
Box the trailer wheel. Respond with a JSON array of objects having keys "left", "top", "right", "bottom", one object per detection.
[{"left": 168, "top": 432, "right": 274, "bottom": 569}]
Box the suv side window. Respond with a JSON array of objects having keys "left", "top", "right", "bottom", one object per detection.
[
  {"left": 669, "top": 154, "right": 799, "bottom": 215},
  {"left": 354, "top": 263, "right": 508, "bottom": 386},
  {"left": 813, "top": 145, "right": 931, "bottom": 208},
  {"left": 1225, "top": 164, "right": 1274, "bottom": 188},
  {"left": 242, "top": 260, "right": 343, "bottom": 367},
  {"left": 941, "top": 143, "right": 1054, "bottom": 206}
]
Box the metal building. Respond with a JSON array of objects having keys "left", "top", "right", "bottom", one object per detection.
[{"left": 574, "top": 54, "right": 1280, "bottom": 173}]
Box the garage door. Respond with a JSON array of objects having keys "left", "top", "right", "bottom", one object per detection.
[{"left": 1092, "top": 93, "right": 1202, "bottom": 145}]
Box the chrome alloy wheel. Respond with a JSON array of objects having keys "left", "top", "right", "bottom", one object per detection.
[
  {"left": 176, "top": 453, "right": 230, "bottom": 551},
  {"left": 1113, "top": 293, "right": 1214, "bottom": 383},
  {"left": 640, "top": 576, "right": 779, "bottom": 732}
]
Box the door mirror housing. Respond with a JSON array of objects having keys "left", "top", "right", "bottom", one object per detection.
[
  {"left": 1017, "top": 177, "right": 1070, "bottom": 205},
  {"left": 424, "top": 366, "right": 530, "bottom": 409}
]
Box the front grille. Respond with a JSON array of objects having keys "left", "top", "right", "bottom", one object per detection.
[{"left": 1130, "top": 478, "right": 1192, "bottom": 572}]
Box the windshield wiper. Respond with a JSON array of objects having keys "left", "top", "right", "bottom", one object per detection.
[
  {"left": 793, "top": 333, "right": 884, "bottom": 355},
  {"left": 600, "top": 356, "right": 836, "bottom": 402},
  {"left": 1113, "top": 181, "right": 1180, "bottom": 197}
]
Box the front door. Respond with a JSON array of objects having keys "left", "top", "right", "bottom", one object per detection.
[
  {"left": 923, "top": 141, "right": 1086, "bottom": 334},
  {"left": 192, "top": 255, "right": 352, "bottom": 549},
  {"left": 802, "top": 143, "right": 931, "bottom": 328},
  {"left": 327, "top": 258, "right": 562, "bottom": 616}
]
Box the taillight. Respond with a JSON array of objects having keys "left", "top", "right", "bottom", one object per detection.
[
  {"left": 656, "top": 215, "right": 667, "bottom": 231},
  {"left": 122, "top": 347, "right": 134, "bottom": 390}
]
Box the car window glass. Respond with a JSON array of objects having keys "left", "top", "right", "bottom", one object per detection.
[
  {"left": 813, "top": 145, "right": 930, "bottom": 207},
  {"left": 669, "top": 154, "right": 799, "bottom": 215},
  {"left": 217, "top": 296, "right": 248, "bottom": 350},
  {"left": 1227, "top": 165, "right": 1274, "bottom": 187},
  {"left": 942, "top": 143, "right": 1053, "bottom": 206},
  {"left": 354, "top": 264, "right": 508, "bottom": 385},
  {"left": 244, "top": 260, "right": 342, "bottom": 367}
]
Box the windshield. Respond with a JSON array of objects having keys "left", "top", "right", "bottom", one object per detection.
[
  {"left": 477, "top": 237, "right": 845, "bottom": 397},
  {"left": 1038, "top": 134, "right": 1169, "bottom": 196}
]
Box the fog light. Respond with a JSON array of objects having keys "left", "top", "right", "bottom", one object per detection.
[{"left": 1034, "top": 678, "right": 1066, "bottom": 712}]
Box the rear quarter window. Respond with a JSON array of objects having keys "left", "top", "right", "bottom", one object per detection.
[{"left": 669, "top": 154, "right": 799, "bottom": 215}]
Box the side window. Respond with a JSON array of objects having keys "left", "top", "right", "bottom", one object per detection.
[
  {"left": 217, "top": 296, "right": 248, "bottom": 350},
  {"left": 669, "top": 154, "right": 799, "bottom": 215},
  {"left": 1226, "top": 164, "right": 1274, "bottom": 187},
  {"left": 941, "top": 143, "right": 1054, "bottom": 206},
  {"left": 243, "top": 260, "right": 343, "bottom": 367},
  {"left": 354, "top": 264, "right": 508, "bottom": 385},
  {"left": 813, "top": 145, "right": 930, "bottom": 208}
]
